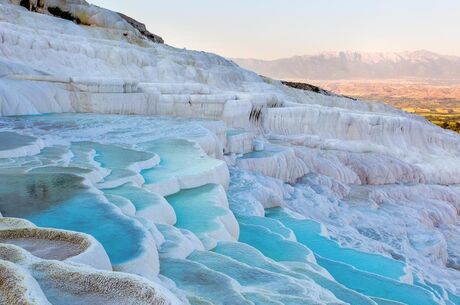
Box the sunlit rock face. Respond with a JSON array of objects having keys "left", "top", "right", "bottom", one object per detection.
[{"left": 0, "top": 1, "right": 460, "bottom": 305}]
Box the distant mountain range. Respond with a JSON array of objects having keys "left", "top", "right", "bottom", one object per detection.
[{"left": 232, "top": 50, "right": 460, "bottom": 81}]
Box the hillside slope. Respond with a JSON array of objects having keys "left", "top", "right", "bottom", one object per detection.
[{"left": 0, "top": 1, "right": 460, "bottom": 305}]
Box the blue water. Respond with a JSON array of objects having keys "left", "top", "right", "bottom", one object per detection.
[
  {"left": 0, "top": 131, "right": 36, "bottom": 151},
  {"left": 104, "top": 183, "right": 163, "bottom": 212},
  {"left": 239, "top": 150, "right": 276, "bottom": 159},
  {"left": 31, "top": 166, "right": 92, "bottom": 176},
  {"left": 239, "top": 145, "right": 286, "bottom": 159},
  {"left": 414, "top": 278, "right": 444, "bottom": 300},
  {"left": 237, "top": 215, "right": 294, "bottom": 240},
  {"left": 188, "top": 250, "right": 309, "bottom": 297},
  {"left": 140, "top": 138, "right": 222, "bottom": 185},
  {"left": 371, "top": 297, "right": 407, "bottom": 305},
  {"left": 262, "top": 208, "right": 442, "bottom": 305},
  {"left": 160, "top": 258, "right": 252, "bottom": 305},
  {"left": 90, "top": 143, "right": 153, "bottom": 170},
  {"left": 318, "top": 257, "right": 438, "bottom": 305},
  {"left": 226, "top": 129, "right": 246, "bottom": 136},
  {"left": 1, "top": 114, "right": 457, "bottom": 305},
  {"left": 72, "top": 141, "right": 154, "bottom": 184},
  {"left": 213, "top": 242, "right": 377, "bottom": 305},
  {"left": 266, "top": 208, "right": 407, "bottom": 281},
  {"left": 238, "top": 222, "right": 313, "bottom": 263},
  {"left": 0, "top": 172, "right": 146, "bottom": 265},
  {"left": 166, "top": 184, "right": 228, "bottom": 235},
  {"left": 448, "top": 292, "right": 460, "bottom": 305}
]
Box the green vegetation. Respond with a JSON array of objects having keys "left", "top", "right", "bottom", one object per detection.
[
  {"left": 418, "top": 112, "right": 460, "bottom": 133},
  {"left": 308, "top": 79, "right": 460, "bottom": 134}
]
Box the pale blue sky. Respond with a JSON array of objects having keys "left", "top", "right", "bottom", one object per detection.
[{"left": 90, "top": 0, "right": 460, "bottom": 60}]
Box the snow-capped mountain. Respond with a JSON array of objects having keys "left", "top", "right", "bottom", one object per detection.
[
  {"left": 0, "top": 1, "right": 460, "bottom": 305},
  {"left": 233, "top": 50, "right": 460, "bottom": 80}
]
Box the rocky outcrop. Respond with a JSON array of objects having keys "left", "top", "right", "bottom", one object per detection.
[
  {"left": 281, "top": 80, "right": 332, "bottom": 95},
  {"left": 118, "top": 12, "right": 164, "bottom": 44},
  {"left": 8, "top": 0, "right": 163, "bottom": 43},
  {"left": 281, "top": 80, "right": 357, "bottom": 100}
]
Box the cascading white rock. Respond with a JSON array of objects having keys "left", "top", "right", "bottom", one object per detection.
[
  {"left": 1, "top": 1, "right": 458, "bottom": 184},
  {"left": 1, "top": 1, "right": 460, "bottom": 304}
]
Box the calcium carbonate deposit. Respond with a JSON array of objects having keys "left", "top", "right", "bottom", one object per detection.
[{"left": 0, "top": 1, "right": 459, "bottom": 305}]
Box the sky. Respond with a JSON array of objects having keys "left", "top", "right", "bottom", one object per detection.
[{"left": 90, "top": 0, "right": 460, "bottom": 60}]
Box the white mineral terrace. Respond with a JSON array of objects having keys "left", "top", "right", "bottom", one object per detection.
[{"left": 0, "top": 1, "right": 459, "bottom": 305}]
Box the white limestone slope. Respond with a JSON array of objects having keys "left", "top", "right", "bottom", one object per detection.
[
  {"left": 0, "top": 1, "right": 460, "bottom": 305},
  {"left": 1, "top": 0, "right": 459, "bottom": 185}
]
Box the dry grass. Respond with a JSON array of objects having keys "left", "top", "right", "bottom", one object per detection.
[{"left": 308, "top": 79, "right": 460, "bottom": 134}]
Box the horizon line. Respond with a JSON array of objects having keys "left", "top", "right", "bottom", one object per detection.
[{"left": 230, "top": 49, "right": 460, "bottom": 61}]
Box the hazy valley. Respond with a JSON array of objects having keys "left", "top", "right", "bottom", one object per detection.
[
  {"left": 311, "top": 79, "right": 460, "bottom": 133},
  {"left": 234, "top": 51, "right": 460, "bottom": 133}
]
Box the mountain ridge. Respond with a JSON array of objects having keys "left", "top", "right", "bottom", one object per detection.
[{"left": 233, "top": 50, "right": 460, "bottom": 80}]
